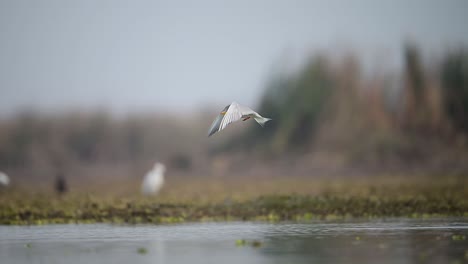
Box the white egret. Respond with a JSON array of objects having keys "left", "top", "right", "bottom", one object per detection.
[
  {"left": 208, "top": 101, "right": 272, "bottom": 136},
  {"left": 141, "top": 162, "right": 166, "bottom": 195},
  {"left": 0, "top": 171, "right": 10, "bottom": 186}
]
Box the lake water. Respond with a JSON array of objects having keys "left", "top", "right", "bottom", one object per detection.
[{"left": 1, "top": 219, "right": 467, "bottom": 264}]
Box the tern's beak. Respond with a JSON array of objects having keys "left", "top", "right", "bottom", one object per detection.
[{"left": 220, "top": 111, "right": 226, "bottom": 115}]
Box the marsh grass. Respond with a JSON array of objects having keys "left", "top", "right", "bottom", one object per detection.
[{"left": 1, "top": 176, "right": 467, "bottom": 225}]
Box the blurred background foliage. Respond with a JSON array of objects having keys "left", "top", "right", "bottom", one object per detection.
[
  {"left": 441, "top": 50, "right": 468, "bottom": 134},
  {"left": 217, "top": 44, "right": 468, "bottom": 175},
  {"left": 1, "top": 44, "right": 468, "bottom": 184}
]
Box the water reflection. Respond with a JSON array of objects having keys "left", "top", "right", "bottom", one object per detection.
[{"left": 0, "top": 219, "right": 467, "bottom": 264}]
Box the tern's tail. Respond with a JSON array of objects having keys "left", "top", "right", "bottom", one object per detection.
[{"left": 254, "top": 116, "right": 272, "bottom": 127}]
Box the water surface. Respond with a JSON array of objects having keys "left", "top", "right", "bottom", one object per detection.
[{"left": 1, "top": 218, "right": 467, "bottom": 264}]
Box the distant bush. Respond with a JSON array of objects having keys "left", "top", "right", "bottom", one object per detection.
[
  {"left": 441, "top": 50, "right": 468, "bottom": 133},
  {"left": 239, "top": 56, "right": 333, "bottom": 154},
  {"left": 169, "top": 153, "right": 192, "bottom": 171}
]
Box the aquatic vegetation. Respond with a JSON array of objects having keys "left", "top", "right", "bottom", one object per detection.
[
  {"left": 251, "top": 240, "right": 262, "bottom": 248},
  {"left": 451, "top": 234, "right": 466, "bottom": 241},
  {"left": 0, "top": 177, "right": 467, "bottom": 225},
  {"left": 235, "top": 239, "right": 246, "bottom": 246},
  {"left": 137, "top": 247, "right": 147, "bottom": 254},
  {"left": 235, "top": 239, "right": 262, "bottom": 248}
]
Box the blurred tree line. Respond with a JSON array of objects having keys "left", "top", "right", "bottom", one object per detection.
[
  {"left": 231, "top": 44, "right": 468, "bottom": 167},
  {"left": 0, "top": 111, "right": 204, "bottom": 170},
  {"left": 0, "top": 44, "right": 467, "bottom": 174}
]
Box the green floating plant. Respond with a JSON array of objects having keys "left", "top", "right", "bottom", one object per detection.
[{"left": 137, "top": 247, "right": 148, "bottom": 254}]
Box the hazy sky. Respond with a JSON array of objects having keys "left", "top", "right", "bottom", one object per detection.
[{"left": 0, "top": 0, "right": 467, "bottom": 116}]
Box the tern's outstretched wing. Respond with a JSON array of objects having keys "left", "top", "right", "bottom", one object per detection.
[
  {"left": 219, "top": 102, "right": 243, "bottom": 131},
  {"left": 208, "top": 104, "right": 230, "bottom": 137}
]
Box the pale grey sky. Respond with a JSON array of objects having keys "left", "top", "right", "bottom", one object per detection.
[{"left": 0, "top": 0, "right": 467, "bottom": 116}]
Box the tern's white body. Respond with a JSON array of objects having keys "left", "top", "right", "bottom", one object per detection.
[
  {"left": 208, "top": 101, "right": 272, "bottom": 136},
  {"left": 0, "top": 172, "right": 10, "bottom": 186},
  {"left": 141, "top": 163, "right": 165, "bottom": 195}
]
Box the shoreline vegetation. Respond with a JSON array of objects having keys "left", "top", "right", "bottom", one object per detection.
[{"left": 1, "top": 177, "right": 467, "bottom": 225}]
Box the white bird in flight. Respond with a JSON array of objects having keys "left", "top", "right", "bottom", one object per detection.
[
  {"left": 208, "top": 101, "right": 272, "bottom": 137},
  {"left": 141, "top": 162, "right": 165, "bottom": 196}
]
